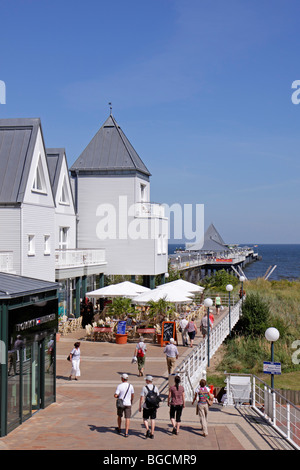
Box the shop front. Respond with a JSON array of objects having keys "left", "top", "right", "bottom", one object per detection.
[{"left": 0, "top": 273, "right": 58, "bottom": 437}]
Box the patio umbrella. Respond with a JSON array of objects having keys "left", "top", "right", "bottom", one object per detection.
[
  {"left": 132, "top": 288, "right": 194, "bottom": 305},
  {"left": 157, "top": 279, "right": 204, "bottom": 293},
  {"left": 86, "top": 281, "right": 150, "bottom": 299}
]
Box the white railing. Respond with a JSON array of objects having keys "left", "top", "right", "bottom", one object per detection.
[
  {"left": 55, "top": 249, "right": 106, "bottom": 269},
  {"left": 225, "top": 373, "right": 300, "bottom": 450},
  {"left": 0, "top": 251, "right": 14, "bottom": 273},
  {"left": 175, "top": 299, "right": 242, "bottom": 401}
]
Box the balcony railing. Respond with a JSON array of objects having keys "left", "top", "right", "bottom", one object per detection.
[
  {"left": 55, "top": 249, "right": 106, "bottom": 269},
  {"left": 134, "top": 202, "right": 165, "bottom": 218},
  {"left": 0, "top": 251, "right": 14, "bottom": 273}
]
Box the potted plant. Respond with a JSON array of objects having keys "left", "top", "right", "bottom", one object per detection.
[{"left": 107, "top": 298, "right": 135, "bottom": 344}]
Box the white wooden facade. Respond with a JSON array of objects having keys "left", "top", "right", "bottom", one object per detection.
[{"left": 0, "top": 123, "right": 56, "bottom": 282}]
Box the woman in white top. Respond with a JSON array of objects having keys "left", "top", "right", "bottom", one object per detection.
[{"left": 69, "top": 342, "right": 81, "bottom": 381}]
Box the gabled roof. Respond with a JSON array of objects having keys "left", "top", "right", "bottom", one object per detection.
[
  {"left": 0, "top": 118, "right": 42, "bottom": 203},
  {"left": 186, "top": 223, "right": 229, "bottom": 252},
  {"left": 70, "top": 114, "right": 151, "bottom": 177}
]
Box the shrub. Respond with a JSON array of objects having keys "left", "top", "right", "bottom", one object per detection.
[{"left": 235, "top": 292, "right": 270, "bottom": 337}]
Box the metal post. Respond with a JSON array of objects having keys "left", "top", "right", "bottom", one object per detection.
[
  {"left": 241, "top": 280, "right": 244, "bottom": 308},
  {"left": 207, "top": 307, "right": 210, "bottom": 367},
  {"left": 228, "top": 290, "right": 231, "bottom": 336},
  {"left": 271, "top": 341, "right": 274, "bottom": 390}
]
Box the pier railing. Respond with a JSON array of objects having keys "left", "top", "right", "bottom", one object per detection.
[{"left": 175, "top": 299, "right": 242, "bottom": 401}]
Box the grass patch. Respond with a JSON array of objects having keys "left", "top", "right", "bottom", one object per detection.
[{"left": 210, "top": 279, "right": 300, "bottom": 390}]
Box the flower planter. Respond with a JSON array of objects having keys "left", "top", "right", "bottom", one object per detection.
[
  {"left": 94, "top": 327, "right": 113, "bottom": 333},
  {"left": 137, "top": 328, "right": 156, "bottom": 334},
  {"left": 115, "top": 333, "right": 128, "bottom": 344}
]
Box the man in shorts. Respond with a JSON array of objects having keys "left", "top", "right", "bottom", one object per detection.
[
  {"left": 139, "top": 375, "right": 160, "bottom": 439},
  {"left": 114, "top": 373, "right": 134, "bottom": 437}
]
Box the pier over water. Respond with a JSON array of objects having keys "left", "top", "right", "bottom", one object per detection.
[{"left": 169, "top": 223, "right": 259, "bottom": 282}]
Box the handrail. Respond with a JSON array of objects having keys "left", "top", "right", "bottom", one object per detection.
[{"left": 174, "top": 299, "right": 242, "bottom": 401}]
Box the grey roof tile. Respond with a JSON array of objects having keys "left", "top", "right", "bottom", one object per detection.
[
  {"left": 70, "top": 115, "right": 151, "bottom": 176},
  {"left": 0, "top": 118, "right": 41, "bottom": 203},
  {"left": 0, "top": 272, "right": 58, "bottom": 299}
]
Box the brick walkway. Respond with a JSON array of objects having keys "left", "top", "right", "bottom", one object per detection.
[{"left": 0, "top": 318, "right": 294, "bottom": 452}]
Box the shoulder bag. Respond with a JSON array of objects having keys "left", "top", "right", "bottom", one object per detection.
[{"left": 116, "top": 384, "right": 130, "bottom": 410}]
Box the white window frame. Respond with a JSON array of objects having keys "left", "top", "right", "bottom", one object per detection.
[
  {"left": 59, "top": 176, "right": 70, "bottom": 205},
  {"left": 140, "top": 183, "right": 147, "bottom": 202},
  {"left": 27, "top": 234, "right": 35, "bottom": 256},
  {"left": 59, "top": 227, "right": 69, "bottom": 250},
  {"left": 32, "top": 154, "right": 47, "bottom": 194},
  {"left": 44, "top": 234, "right": 51, "bottom": 255}
]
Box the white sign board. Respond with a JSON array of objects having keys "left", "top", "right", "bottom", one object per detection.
[{"left": 263, "top": 361, "right": 281, "bottom": 375}]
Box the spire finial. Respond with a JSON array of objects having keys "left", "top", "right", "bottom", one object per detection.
[{"left": 108, "top": 102, "right": 112, "bottom": 115}]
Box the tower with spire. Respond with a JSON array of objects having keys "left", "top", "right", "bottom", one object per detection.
[{"left": 70, "top": 114, "right": 168, "bottom": 286}]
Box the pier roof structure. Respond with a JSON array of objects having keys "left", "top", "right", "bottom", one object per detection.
[
  {"left": 70, "top": 114, "right": 151, "bottom": 177},
  {"left": 186, "top": 223, "right": 230, "bottom": 253}
]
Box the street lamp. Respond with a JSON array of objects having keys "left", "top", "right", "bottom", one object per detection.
[
  {"left": 204, "top": 298, "right": 213, "bottom": 367},
  {"left": 239, "top": 276, "right": 245, "bottom": 307},
  {"left": 226, "top": 284, "right": 233, "bottom": 336},
  {"left": 265, "top": 327, "right": 280, "bottom": 389}
]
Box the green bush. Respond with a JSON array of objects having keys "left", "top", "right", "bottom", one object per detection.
[{"left": 235, "top": 292, "right": 270, "bottom": 337}]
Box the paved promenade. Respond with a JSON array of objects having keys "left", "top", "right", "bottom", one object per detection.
[{"left": 0, "top": 318, "right": 295, "bottom": 452}]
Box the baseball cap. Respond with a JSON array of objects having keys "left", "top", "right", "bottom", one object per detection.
[
  {"left": 170, "top": 338, "right": 175, "bottom": 343},
  {"left": 121, "top": 373, "right": 128, "bottom": 380},
  {"left": 145, "top": 375, "right": 153, "bottom": 381}
]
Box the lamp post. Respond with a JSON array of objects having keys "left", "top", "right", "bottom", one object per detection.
[
  {"left": 226, "top": 284, "right": 233, "bottom": 336},
  {"left": 204, "top": 298, "right": 213, "bottom": 367},
  {"left": 265, "top": 327, "right": 280, "bottom": 389},
  {"left": 239, "top": 276, "right": 245, "bottom": 308}
]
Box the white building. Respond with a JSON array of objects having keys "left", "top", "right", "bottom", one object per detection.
[
  {"left": 0, "top": 118, "right": 55, "bottom": 282},
  {"left": 0, "top": 119, "right": 106, "bottom": 317},
  {"left": 70, "top": 114, "right": 168, "bottom": 288},
  {"left": 0, "top": 114, "right": 168, "bottom": 314}
]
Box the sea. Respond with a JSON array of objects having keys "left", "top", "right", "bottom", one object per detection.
[{"left": 168, "top": 244, "right": 300, "bottom": 281}]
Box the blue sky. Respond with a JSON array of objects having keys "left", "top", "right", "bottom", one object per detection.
[{"left": 1, "top": 0, "right": 300, "bottom": 244}]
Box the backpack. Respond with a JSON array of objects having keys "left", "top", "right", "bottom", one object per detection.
[
  {"left": 137, "top": 347, "right": 144, "bottom": 358},
  {"left": 145, "top": 385, "right": 161, "bottom": 409}
]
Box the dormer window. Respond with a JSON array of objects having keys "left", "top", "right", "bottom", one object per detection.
[{"left": 32, "top": 155, "right": 47, "bottom": 194}]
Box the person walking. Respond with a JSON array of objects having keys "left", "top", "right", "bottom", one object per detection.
[
  {"left": 168, "top": 375, "right": 185, "bottom": 435},
  {"left": 68, "top": 342, "right": 81, "bottom": 380},
  {"left": 139, "top": 375, "right": 160, "bottom": 439},
  {"left": 187, "top": 317, "right": 198, "bottom": 347},
  {"left": 215, "top": 294, "right": 222, "bottom": 315},
  {"left": 179, "top": 317, "right": 189, "bottom": 346},
  {"left": 134, "top": 336, "right": 147, "bottom": 377},
  {"left": 192, "top": 379, "right": 213, "bottom": 437},
  {"left": 200, "top": 314, "right": 213, "bottom": 339},
  {"left": 114, "top": 373, "right": 134, "bottom": 437},
  {"left": 163, "top": 338, "right": 179, "bottom": 375}
]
